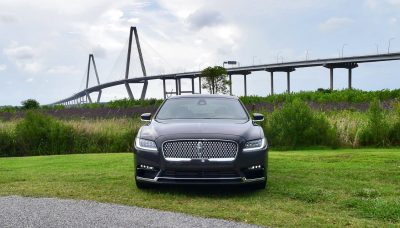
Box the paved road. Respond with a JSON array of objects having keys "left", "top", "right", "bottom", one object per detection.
[{"left": 0, "top": 196, "right": 261, "bottom": 228}]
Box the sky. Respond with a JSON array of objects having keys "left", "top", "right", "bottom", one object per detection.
[{"left": 0, "top": 0, "right": 399, "bottom": 106}]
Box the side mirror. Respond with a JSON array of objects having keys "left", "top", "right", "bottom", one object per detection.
[
  {"left": 252, "top": 113, "right": 264, "bottom": 122},
  {"left": 140, "top": 113, "right": 152, "bottom": 122}
]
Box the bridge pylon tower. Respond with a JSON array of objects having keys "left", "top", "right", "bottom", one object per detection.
[
  {"left": 85, "top": 54, "right": 102, "bottom": 103},
  {"left": 125, "top": 26, "right": 148, "bottom": 100}
]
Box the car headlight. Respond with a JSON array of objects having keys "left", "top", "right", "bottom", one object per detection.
[
  {"left": 243, "top": 138, "right": 267, "bottom": 151},
  {"left": 135, "top": 138, "right": 158, "bottom": 151}
]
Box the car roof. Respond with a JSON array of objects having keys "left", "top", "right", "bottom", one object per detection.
[{"left": 167, "top": 94, "right": 239, "bottom": 100}]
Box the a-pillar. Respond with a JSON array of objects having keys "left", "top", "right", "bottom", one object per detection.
[
  {"left": 330, "top": 68, "right": 334, "bottom": 90},
  {"left": 162, "top": 78, "right": 166, "bottom": 99}
]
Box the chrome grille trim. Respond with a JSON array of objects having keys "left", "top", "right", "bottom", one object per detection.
[{"left": 162, "top": 139, "right": 238, "bottom": 161}]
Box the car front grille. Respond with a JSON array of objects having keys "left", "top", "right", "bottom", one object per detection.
[{"left": 162, "top": 140, "right": 238, "bottom": 161}]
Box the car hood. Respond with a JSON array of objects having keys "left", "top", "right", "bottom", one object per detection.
[{"left": 139, "top": 119, "right": 263, "bottom": 143}]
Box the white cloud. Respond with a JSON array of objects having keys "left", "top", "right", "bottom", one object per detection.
[
  {"left": 24, "top": 62, "right": 41, "bottom": 73},
  {"left": 389, "top": 17, "right": 398, "bottom": 25},
  {"left": 3, "top": 44, "right": 42, "bottom": 73},
  {"left": 47, "top": 65, "right": 81, "bottom": 75},
  {"left": 0, "top": 13, "right": 18, "bottom": 23},
  {"left": 388, "top": 0, "right": 400, "bottom": 6},
  {"left": 365, "top": 0, "right": 379, "bottom": 9},
  {"left": 4, "top": 44, "right": 35, "bottom": 60},
  {"left": 91, "top": 45, "right": 108, "bottom": 58},
  {"left": 0, "top": 64, "right": 7, "bottom": 71},
  {"left": 319, "top": 17, "right": 354, "bottom": 32},
  {"left": 186, "top": 8, "right": 224, "bottom": 29},
  {"left": 365, "top": 0, "right": 400, "bottom": 8}
]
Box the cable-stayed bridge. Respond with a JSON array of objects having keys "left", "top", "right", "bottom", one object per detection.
[{"left": 51, "top": 27, "right": 400, "bottom": 105}]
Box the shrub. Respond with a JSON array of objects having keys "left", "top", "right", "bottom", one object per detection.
[
  {"left": 105, "top": 98, "right": 163, "bottom": 108},
  {"left": 0, "top": 129, "right": 15, "bottom": 157},
  {"left": 389, "top": 102, "right": 400, "bottom": 145},
  {"left": 359, "top": 100, "right": 390, "bottom": 147},
  {"left": 327, "top": 110, "right": 367, "bottom": 148},
  {"left": 14, "top": 111, "right": 75, "bottom": 156},
  {"left": 264, "top": 99, "right": 337, "bottom": 149},
  {"left": 0, "top": 115, "right": 141, "bottom": 157},
  {"left": 21, "top": 99, "right": 40, "bottom": 109}
]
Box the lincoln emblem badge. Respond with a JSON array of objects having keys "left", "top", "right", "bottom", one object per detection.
[{"left": 196, "top": 141, "right": 203, "bottom": 158}]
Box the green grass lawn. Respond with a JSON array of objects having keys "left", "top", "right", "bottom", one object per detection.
[{"left": 0, "top": 149, "right": 399, "bottom": 227}]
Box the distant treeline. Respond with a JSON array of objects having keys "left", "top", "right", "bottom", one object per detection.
[{"left": 2, "top": 89, "right": 400, "bottom": 113}]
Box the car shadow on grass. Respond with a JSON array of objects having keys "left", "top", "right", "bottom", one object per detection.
[{"left": 141, "top": 184, "right": 268, "bottom": 198}]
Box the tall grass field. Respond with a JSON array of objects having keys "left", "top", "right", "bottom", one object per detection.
[
  {"left": 1, "top": 98, "right": 400, "bottom": 156},
  {"left": 0, "top": 112, "right": 141, "bottom": 156}
]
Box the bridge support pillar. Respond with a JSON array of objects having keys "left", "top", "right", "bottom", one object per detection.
[
  {"left": 162, "top": 79, "right": 166, "bottom": 99},
  {"left": 175, "top": 78, "right": 179, "bottom": 95},
  {"left": 287, "top": 71, "right": 291, "bottom": 93},
  {"left": 348, "top": 68, "right": 352, "bottom": 89},
  {"left": 191, "top": 77, "right": 195, "bottom": 94},
  {"left": 270, "top": 72, "right": 274, "bottom": 95},
  {"left": 97, "top": 91, "right": 102, "bottom": 103},
  {"left": 346, "top": 64, "right": 358, "bottom": 89},
  {"left": 243, "top": 74, "right": 247, "bottom": 96},
  {"left": 198, "top": 77, "right": 202, "bottom": 94},
  {"left": 229, "top": 74, "right": 232, "bottom": 95},
  {"left": 178, "top": 78, "right": 182, "bottom": 95},
  {"left": 140, "top": 81, "right": 148, "bottom": 100},
  {"left": 324, "top": 63, "right": 358, "bottom": 90},
  {"left": 125, "top": 83, "right": 134, "bottom": 99},
  {"left": 86, "top": 92, "right": 93, "bottom": 103}
]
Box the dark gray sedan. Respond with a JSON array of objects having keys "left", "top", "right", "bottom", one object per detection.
[{"left": 134, "top": 94, "right": 268, "bottom": 189}]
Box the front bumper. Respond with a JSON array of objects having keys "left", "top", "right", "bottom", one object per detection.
[{"left": 134, "top": 147, "right": 268, "bottom": 185}]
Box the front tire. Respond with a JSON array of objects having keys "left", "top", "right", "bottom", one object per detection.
[
  {"left": 135, "top": 179, "right": 151, "bottom": 189},
  {"left": 135, "top": 168, "right": 151, "bottom": 189},
  {"left": 250, "top": 180, "right": 266, "bottom": 190}
]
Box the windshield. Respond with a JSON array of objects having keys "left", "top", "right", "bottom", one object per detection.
[{"left": 156, "top": 97, "right": 249, "bottom": 120}]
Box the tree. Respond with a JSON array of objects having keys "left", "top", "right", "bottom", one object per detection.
[
  {"left": 201, "top": 66, "right": 229, "bottom": 94},
  {"left": 21, "top": 99, "right": 40, "bottom": 109}
]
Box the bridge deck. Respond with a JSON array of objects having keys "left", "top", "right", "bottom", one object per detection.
[{"left": 52, "top": 52, "right": 400, "bottom": 105}]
